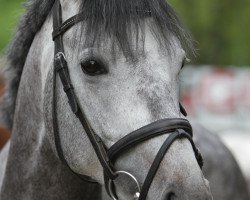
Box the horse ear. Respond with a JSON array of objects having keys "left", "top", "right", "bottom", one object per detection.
[{"left": 179, "top": 103, "right": 187, "bottom": 116}]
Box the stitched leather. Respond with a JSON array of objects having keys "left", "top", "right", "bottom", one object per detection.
[
  {"left": 107, "top": 118, "right": 192, "bottom": 161},
  {"left": 52, "top": 12, "right": 86, "bottom": 40}
]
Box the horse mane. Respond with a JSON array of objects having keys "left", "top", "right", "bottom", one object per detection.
[
  {"left": 77, "top": 0, "right": 196, "bottom": 59},
  {"left": 0, "top": 0, "right": 55, "bottom": 129},
  {"left": 0, "top": 0, "right": 195, "bottom": 130}
]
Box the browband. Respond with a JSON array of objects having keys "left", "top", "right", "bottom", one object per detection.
[
  {"left": 52, "top": 13, "right": 86, "bottom": 40},
  {"left": 52, "top": 7, "right": 152, "bottom": 41}
]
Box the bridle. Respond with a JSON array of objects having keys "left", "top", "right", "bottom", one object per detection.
[
  {"left": 52, "top": 1, "right": 203, "bottom": 198},
  {"left": 51, "top": 1, "right": 203, "bottom": 199}
]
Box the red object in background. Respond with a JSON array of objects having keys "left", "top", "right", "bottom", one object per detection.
[
  {"left": 0, "top": 127, "right": 10, "bottom": 150},
  {"left": 181, "top": 93, "right": 195, "bottom": 116},
  {"left": 241, "top": 77, "right": 250, "bottom": 110},
  {"left": 0, "top": 75, "right": 11, "bottom": 151},
  {"left": 0, "top": 76, "right": 5, "bottom": 97},
  {"left": 193, "top": 68, "right": 237, "bottom": 114}
]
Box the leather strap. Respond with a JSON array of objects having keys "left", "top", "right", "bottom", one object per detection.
[
  {"left": 52, "top": 1, "right": 98, "bottom": 183},
  {"left": 52, "top": 0, "right": 117, "bottom": 181},
  {"left": 52, "top": 12, "right": 86, "bottom": 41},
  {"left": 179, "top": 103, "right": 187, "bottom": 116},
  {"left": 104, "top": 119, "right": 203, "bottom": 198},
  {"left": 107, "top": 118, "right": 193, "bottom": 162},
  {"left": 138, "top": 129, "right": 201, "bottom": 200}
]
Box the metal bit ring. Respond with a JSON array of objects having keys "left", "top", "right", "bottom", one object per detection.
[{"left": 108, "top": 171, "right": 141, "bottom": 200}]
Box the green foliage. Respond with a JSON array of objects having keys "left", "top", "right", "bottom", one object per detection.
[
  {"left": 0, "top": 0, "right": 249, "bottom": 66},
  {"left": 0, "top": 0, "right": 24, "bottom": 54},
  {"left": 170, "top": 0, "right": 250, "bottom": 66}
]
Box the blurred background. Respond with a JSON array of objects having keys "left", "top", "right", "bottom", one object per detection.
[{"left": 0, "top": 0, "right": 250, "bottom": 193}]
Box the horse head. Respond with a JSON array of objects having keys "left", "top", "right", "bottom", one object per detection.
[{"left": 42, "top": 0, "right": 212, "bottom": 199}]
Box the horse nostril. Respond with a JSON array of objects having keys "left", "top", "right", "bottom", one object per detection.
[{"left": 165, "top": 192, "right": 176, "bottom": 200}]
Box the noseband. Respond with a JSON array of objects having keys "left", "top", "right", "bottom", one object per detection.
[{"left": 51, "top": 1, "right": 203, "bottom": 199}]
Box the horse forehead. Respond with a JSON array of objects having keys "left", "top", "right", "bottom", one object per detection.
[
  {"left": 145, "top": 38, "right": 185, "bottom": 67},
  {"left": 143, "top": 24, "right": 186, "bottom": 61}
]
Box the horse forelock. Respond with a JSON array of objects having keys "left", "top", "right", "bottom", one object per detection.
[{"left": 76, "top": 0, "right": 196, "bottom": 61}]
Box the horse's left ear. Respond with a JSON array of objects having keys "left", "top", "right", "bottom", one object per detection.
[{"left": 179, "top": 103, "right": 187, "bottom": 116}]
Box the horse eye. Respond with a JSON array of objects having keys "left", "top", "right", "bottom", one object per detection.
[{"left": 81, "top": 60, "right": 107, "bottom": 76}]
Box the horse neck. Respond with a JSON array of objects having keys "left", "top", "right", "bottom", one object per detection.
[{"left": 0, "top": 14, "right": 100, "bottom": 200}]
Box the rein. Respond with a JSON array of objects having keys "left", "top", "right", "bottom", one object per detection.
[{"left": 51, "top": 1, "right": 203, "bottom": 199}]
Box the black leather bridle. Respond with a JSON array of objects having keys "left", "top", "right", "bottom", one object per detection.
[{"left": 51, "top": 1, "right": 203, "bottom": 199}]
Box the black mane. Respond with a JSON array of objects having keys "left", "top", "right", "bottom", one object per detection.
[
  {"left": 78, "top": 0, "right": 195, "bottom": 59},
  {"left": 0, "top": 0, "right": 55, "bottom": 129}
]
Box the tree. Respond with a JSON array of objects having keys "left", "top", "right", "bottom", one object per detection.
[{"left": 171, "top": 0, "right": 250, "bottom": 66}]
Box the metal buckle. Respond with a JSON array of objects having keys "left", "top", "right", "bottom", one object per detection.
[
  {"left": 108, "top": 171, "right": 141, "bottom": 200},
  {"left": 55, "top": 52, "right": 66, "bottom": 60}
]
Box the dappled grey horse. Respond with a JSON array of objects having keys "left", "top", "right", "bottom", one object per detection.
[
  {"left": 0, "top": 0, "right": 248, "bottom": 200},
  {"left": 0, "top": 0, "right": 211, "bottom": 199},
  {"left": 192, "top": 123, "right": 250, "bottom": 200}
]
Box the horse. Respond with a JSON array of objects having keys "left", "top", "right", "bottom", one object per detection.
[
  {"left": 0, "top": 0, "right": 215, "bottom": 199},
  {"left": 192, "top": 122, "right": 250, "bottom": 200}
]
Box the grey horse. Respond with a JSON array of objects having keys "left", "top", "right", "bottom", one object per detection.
[
  {"left": 193, "top": 123, "right": 249, "bottom": 200},
  {"left": 0, "top": 0, "right": 248, "bottom": 199}
]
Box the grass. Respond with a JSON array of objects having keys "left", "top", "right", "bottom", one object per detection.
[{"left": 0, "top": 0, "right": 25, "bottom": 54}]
